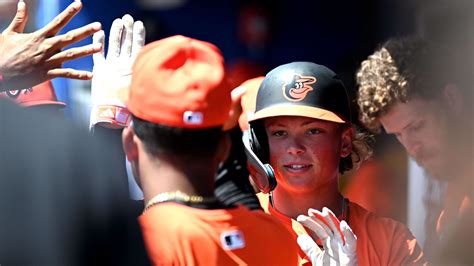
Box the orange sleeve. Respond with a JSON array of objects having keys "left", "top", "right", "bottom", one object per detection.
[{"left": 387, "top": 222, "right": 427, "bottom": 265}]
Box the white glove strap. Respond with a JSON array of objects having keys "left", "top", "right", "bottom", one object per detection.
[{"left": 90, "top": 104, "right": 132, "bottom": 129}]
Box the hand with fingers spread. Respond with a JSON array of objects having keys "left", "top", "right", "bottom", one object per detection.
[
  {"left": 90, "top": 14, "right": 145, "bottom": 129},
  {"left": 0, "top": 0, "right": 102, "bottom": 90},
  {"left": 297, "top": 207, "right": 358, "bottom": 266}
]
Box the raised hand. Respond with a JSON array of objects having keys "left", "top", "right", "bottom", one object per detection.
[
  {"left": 90, "top": 14, "right": 145, "bottom": 129},
  {"left": 0, "top": 0, "right": 103, "bottom": 90}
]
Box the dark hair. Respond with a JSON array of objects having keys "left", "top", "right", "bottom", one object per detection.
[{"left": 132, "top": 116, "right": 224, "bottom": 159}]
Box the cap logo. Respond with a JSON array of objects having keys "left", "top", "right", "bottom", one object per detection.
[
  {"left": 183, "top": 111, "right": 204, "bottom": 125},
  {"left": 282, "top": 74, "right": 316, "bottom": 102}
]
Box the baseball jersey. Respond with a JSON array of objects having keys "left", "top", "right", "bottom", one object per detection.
[
  {"left": 257, "top": 193, "right": 426, "bottom": 265},
  {"left": 139, "top": 202, "right": 299, "bottom": 265}
]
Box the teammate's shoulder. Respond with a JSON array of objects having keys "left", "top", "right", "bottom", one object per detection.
[
  {"left": 349, "top": 201, "right": 414, "bottom": 235},
  {"left": 140, "top": 203, "right": 199, "bottom": 226},
  {"left": 243, "top": 210, "right": 294, "bottom": 238}
]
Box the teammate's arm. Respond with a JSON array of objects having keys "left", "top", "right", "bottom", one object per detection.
[{"left": 88, "top": 15, "right": 146, "bottom": 205}]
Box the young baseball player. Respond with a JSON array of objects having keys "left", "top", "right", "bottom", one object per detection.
[
  {"left": 121, "top": 35, "right": 299, "bottom": 265},
  {"left": 247, "top": 61, "right": 426, "bottom": 265},
  {"left": 356, "top": 37, "right": 473, "bottom": 264}
]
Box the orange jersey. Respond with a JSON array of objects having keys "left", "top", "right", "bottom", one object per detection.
[
  {"left": 257, "top": 193, "right": 426, "bottom": 265},
  {"left": 139, "top": 203, "right": 299, "bottom": 265}
]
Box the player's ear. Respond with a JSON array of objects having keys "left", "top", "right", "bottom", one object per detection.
[
  {"left": 340, "top": 125, "right": 353, "bottom": 158},
  {"left": 443, "top": 84, "right": 463, "bottom": 115},
  {"left": 122, "top": 125, "right": 139, "bottom": 162}
]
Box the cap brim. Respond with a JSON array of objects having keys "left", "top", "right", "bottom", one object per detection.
[
  {"left": 22, "top": 101, "right": 66, "bottom": 108},
  {"left": 248, "top": 105, "right": 346, "bottom": 123}
]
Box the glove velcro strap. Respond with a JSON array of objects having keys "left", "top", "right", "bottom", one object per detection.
[{"left": 91, "top": 105, "right": 132, "bottom": 128}]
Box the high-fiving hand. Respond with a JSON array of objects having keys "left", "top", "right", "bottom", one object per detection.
[
  {"left": 297, "top": 207, "right": 358, "bottom": 266},
  {"left": 0, "top": 0, "right": 102, "bottom": 90},
  {"left": 90, "top": 14, "right": 145, "bottom": 129}
]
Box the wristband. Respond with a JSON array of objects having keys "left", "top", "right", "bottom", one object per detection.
[{"left": 91, "top": 104, "right": 132, "bottom": 129}]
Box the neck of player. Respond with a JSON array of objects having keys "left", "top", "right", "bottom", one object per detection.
[
  {"left": 272, "top": 179, "right": 344, "bottom": 220},
  {"left": 140, "top": 153, "right": 217, "bottom": 205}
]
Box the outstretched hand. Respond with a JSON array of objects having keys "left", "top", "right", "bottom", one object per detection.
[{"left": 0, "top": 0, "right": 102, "bottom": 90}]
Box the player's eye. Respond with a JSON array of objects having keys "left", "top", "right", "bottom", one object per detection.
[
  {"left": 411, "top": 120, "right": 425, "bottom": 131},
  {"left": 271, "top": 130, "right": 287, "bottom": 137},
  {"left": 306, "top": 128, "right": 322, "bottom": 135}
]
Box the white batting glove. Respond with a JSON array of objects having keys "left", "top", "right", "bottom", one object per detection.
[
  {"left": 297, "top": 207, "right": 358, "bottom": 266},
  {"left": 90, "top": 14, "right": 145, "bottom": 129}
]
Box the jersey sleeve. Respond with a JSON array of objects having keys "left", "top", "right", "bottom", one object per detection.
[{"left": 387, "top": 221, "right": 427, "bottom": 265}]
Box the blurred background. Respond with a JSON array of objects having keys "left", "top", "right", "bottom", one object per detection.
[{"left": 0, "top": 0, "right": 472, "bottom": 248}]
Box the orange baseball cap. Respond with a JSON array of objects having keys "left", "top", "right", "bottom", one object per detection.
[
  {"left": 128, "top": 35, "right": 231, "bottom": 129},
  {"left": 0, "top": 80, "right": 65, "bottom": 108},
  {"left": 238, "top": 76, "right": 264, "bottom": 131}
]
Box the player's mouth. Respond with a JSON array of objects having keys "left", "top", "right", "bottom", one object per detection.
[{"left": 283, "top": 163, "right": 312, "bottom": 174}]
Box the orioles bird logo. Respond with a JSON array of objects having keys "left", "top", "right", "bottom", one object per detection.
[{"left": 282, "top": 74, "right": 316, "bottom": 102}]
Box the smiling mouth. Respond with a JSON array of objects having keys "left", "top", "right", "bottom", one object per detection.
[{"left": 284, "top": 164, "right": 312, "bottom": 171}]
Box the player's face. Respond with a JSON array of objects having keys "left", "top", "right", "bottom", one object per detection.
[
  {"left": 264, "top": 116, "right": 349, "bottom": 194},
  {"left": 380, "top": 99, "right": 450, "bottom": 180}
]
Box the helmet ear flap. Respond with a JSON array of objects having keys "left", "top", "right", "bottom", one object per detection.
[
  {"left": 245, "top": 120, "right": 276, "bottom": 193},
  {"left": 249, "top": 120, "right": 269, "bottom": 163}
]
